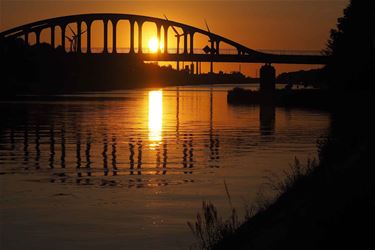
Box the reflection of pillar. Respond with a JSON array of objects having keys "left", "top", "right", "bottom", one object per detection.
[
  {"left": 76, "top": 134, "right": 81, "bottom": 169},
  {"left": 61, "top": 127, "right": 66, "bottom": 168},
  {"left": 137, "top": 139, "right": 142, "bottom": 175},
  {"left": 259, "top": 104, "right": 276, "bottom": 136},
  {"left": 188, "top": 134, "right": 193, "bottom": 169},
  {"left": 182, "top": 135, "right": 187, "bottom": 169},
  {"left": 129, "top": 139, "right": 135, "bottom": 174},
  {"left": 182, "top": 134, "right": 193, "bottom": 173},
  {"left": 163, "top": 25, "right": 168, "bottom": 54},
  {"left": 103, "top": 134, "right": 108, "bottom": 176},
  {"left": 210, "top": 40, "right": 215, "bottom": 73},
  {"left": 190, "top": 32, "right": 194, "bottom": 54},
  {"left": 130, "top": 20, "right": 135, "bottom": 54},
  {"left": 35, "top": 125, "right": 40, "bottom": 169},
  {"left": 103, "top": 19, "right": 108, "bottom": 53},
  {"left": 23, "top": 125, "right": 29, "bottom": 168},
  {"left": 138, "top": 21, "right": 143, "bottom": 54},
  {"left": 209, "top": 88, "right": 214, "bottom": 160},
  {"left": 51, "top": 26, "right": 55, "bottom": 48},
  {"left": 49, "top": 126, "right": 55, "bottom": 169},
  {"left": 176, "top": 87, "right": 180, "bottom": 138},
  {"left": 77, "top": 21, "right": 82, "bottom": 53},
  {"left": 87, "top": 21, "right": 92, "bottom": 53},
  {"left": 196, "top": 62, "right": 199, "bottom": 75},
  {"left": 156, "top": 145, "right": 161, "bottom": 168},
  {"left": 162, "top": 142, "right": 167, "bottom": 173},
  {"left": 112, "top": 20, "right": 117, "bottom": 53},
  {"left": 85, "top": 134, "right": 92, "bottom": 171},
  {"left": 111, "top": 136, "right": 117, "bottom": 176}
]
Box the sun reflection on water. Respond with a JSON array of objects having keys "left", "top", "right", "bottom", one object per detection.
[{"left": 148, "top": 90, "right": 163, "bottom": 143}]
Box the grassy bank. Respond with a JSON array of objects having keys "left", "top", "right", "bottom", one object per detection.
[{"left": 189, "top": 93, "right": 375, "bottom": 249}]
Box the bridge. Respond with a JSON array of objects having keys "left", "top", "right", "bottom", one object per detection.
[{"left": 0, "top": 13, "right": 327, "bottom": 72}]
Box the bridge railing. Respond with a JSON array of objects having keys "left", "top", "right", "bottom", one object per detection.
[
  {"left": 258, "top": 49, "right": 323, "bottom": 56},
  {"left": 88, "top": 47, "right": 323, "bottom": 56}
]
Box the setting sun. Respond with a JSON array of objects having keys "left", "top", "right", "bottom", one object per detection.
[{"left": 148, "top": 37, "right": 159, "bottom": 53}]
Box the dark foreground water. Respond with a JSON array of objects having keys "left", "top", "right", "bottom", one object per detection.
[{"left": 0, "top": 85, "right": 330, "bottom": 249}]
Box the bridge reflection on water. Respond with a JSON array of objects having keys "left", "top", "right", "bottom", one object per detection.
[
  {"left": 0, "top": 86, "right": 329, "bottom": 189},
  {"left": 0, "top": 88, "right": 224, "bottom": 188}
]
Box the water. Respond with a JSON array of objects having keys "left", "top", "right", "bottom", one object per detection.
[{"left": 0, "top": 85, "right": 330, "bottom": 249}]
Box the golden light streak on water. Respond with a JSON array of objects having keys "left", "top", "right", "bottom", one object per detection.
[{"left": 148, "top": 90, "right": 163, "bottom": 143}]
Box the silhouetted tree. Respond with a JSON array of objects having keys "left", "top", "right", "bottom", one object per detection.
[{"left": 324, "top": 0, "right": 375, "bottom": 90}]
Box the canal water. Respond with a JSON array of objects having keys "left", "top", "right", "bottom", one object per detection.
[{"left": 0, "top": 84, "right": 330, "bottom": 249}]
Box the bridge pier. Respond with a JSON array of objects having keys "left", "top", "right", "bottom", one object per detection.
[
  {"left": 103, "top": 19, "right": 108, "bottom": 53},
  {"left": 87, "top": 21, "right": 92, "bottom": 53},
  {"left": 138, "top": 21, "right": 143, "bottom": 54},
  {"left": 112, "top": 20, "right": 117, "bottom": 53},
  {"left": 189, "top": 32, "right": 194, "bottom": 54},
  {"left": 163, "top": 25, "right": 168, "bottom": 54},
  {"left": 77, "top": 21, "right": 82, "bottom": 53},
  {"left": 24, "top": 31, "right": 28, "bottom": 45},
  {"left": 51, "top": 26, "right": 55, "bottom": 48},
  {"left": 183, "top": 32, "right": 188, "bottom": 54},
  {"left": 157, "top": 24, "right": 161, "bottom": 53},
  {"left": 259, "top": 63, "right": 276, "bottom": 93},
  {"left": 210, "top": 39, "right": 215, "bottom": 73},
  {"left": 61, "top": 24, "right": 66, "bottom": 52},
  {"left": 35, "top": 29, "right": 41, "bottom": 45},
  {"left": 130, "top": 20, "right": 135, "bottom": 54}
]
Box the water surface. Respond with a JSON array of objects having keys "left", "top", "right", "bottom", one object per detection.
[{"left": 0, "top": 85, "right": 330, "bottom": 249}]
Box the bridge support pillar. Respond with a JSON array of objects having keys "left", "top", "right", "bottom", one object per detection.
[
  {"left": 216, "top": 40, "right": 220, "bottom": 54},
  {"left": 163, "top": 25, "right": 168, "bottom": 54},
  {"left": 77, "top": 21, "right": 82, "bottom": 53},
  {"left": 61, "top": 25, "right": 66, "bottom": 52},
  {"left": 138, "top": 21, "right": 143, "bottom": 54},
  {"left": 130, "top": 20, "right": 135, "bottom": 54},
  {"left": 189, "top": 32, "right": 194, "bottom": 54},
  {"left": 87, "top": 21, "right": 92, "bottom": 53},
  {"left": 112, "top": 20, "right": 117, "bottom": 53},
  {"left": 35, "top": 30, "right": 40, "bottom": 45},
  {"left": 24, "top": 32, "right": 29, "bottom": 46},
  {"left": 196, "top": 61, "right": 199, "bottom": 75},
  {"left": 156, "top": 24, "right": 161, "bottom": 53},
  {"left": 183, "top": 32, "right": 188, "bottom": 55},
  {"left": 259, "top": 63, "right": 276, "bottom": 93},
  {"left": 103, "top": 19, "right": 108, "bottom": 53},
  {"left": 51, "top": 26, "right": 55, "bottom": 48},
  {"left": 210, "top": 40, "right": 215, "bottom": 73}
]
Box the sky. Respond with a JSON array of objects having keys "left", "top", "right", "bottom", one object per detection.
[{"left": 0, "top": 0, "right": 349, "bottom": 75}]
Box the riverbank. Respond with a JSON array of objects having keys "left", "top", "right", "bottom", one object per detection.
[{"left": 208, "top": 93, "right": 375, "bottom": 249}]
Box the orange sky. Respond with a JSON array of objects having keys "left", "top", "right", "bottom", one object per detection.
[{"left": 1, "top": 0, "right": 348, "bottom": 76}]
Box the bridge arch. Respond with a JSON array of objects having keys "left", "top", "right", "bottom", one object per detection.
[
  {"left": 1, "top": 13, "right": 327, "bottom": 65},
  {"left": 0, "top": 13, "right": 264, "bottom": 56}
]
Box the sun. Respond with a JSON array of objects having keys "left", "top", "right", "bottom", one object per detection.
[{"left": 148, "top": 37, "right": 159, "bottom": 53}]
